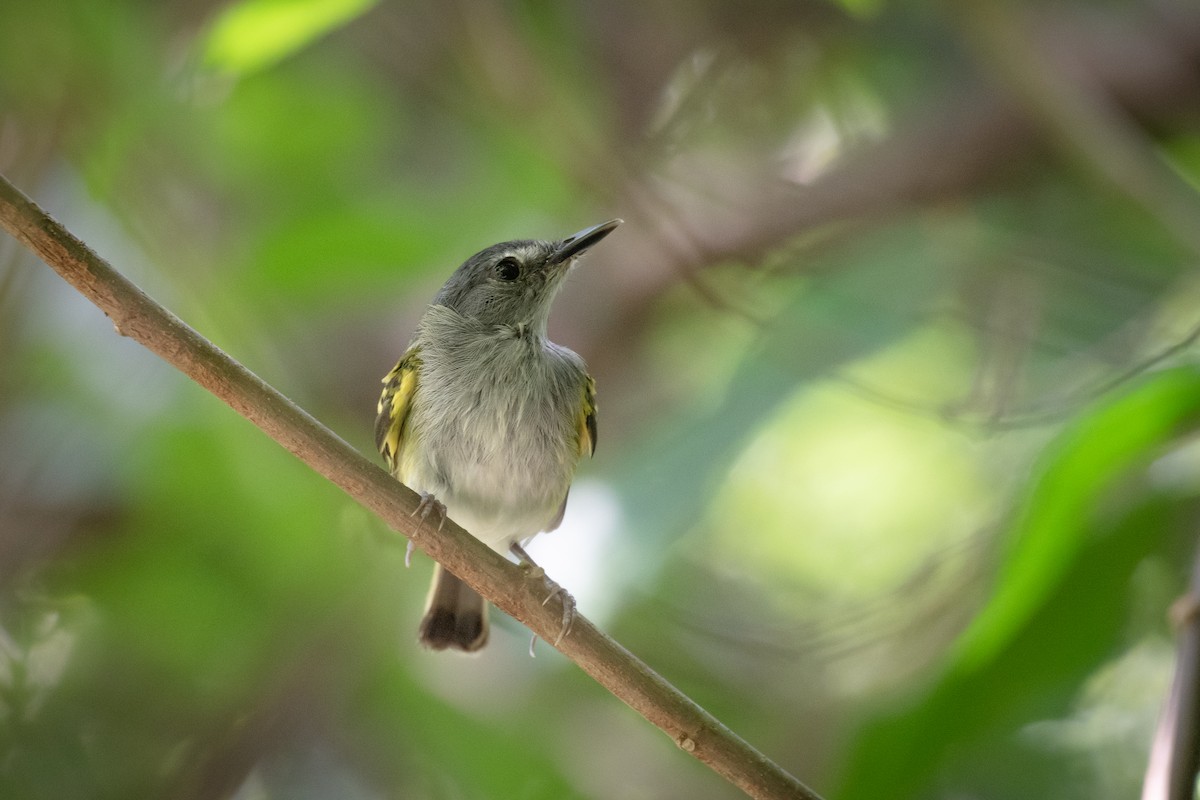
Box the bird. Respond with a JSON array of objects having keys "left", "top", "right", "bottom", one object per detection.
[{"left": 375, "top": 219, "right": 621, "bottom": 651}]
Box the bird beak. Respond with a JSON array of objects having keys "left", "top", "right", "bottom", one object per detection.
[{"left": 554, "top": 218, "right": 622, "bottom": 263}]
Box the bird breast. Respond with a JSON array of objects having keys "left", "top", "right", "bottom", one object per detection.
[{"left": 407, "top": 308, "right": 587, "bottom": 547}]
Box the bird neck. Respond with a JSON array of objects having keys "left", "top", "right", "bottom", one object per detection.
[
  {"left": 419, "top": 304, "right": 553, "bottom": 350},
  {"left": 508, "top": 317, "right": 549, "bottom": 342}
]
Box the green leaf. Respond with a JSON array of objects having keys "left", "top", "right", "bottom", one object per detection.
[
  {"left": 204, "top": 0, "right": 380, "bottom": 75},
  {"left": 955, "top": 369, "right": 1200, "bottom": 672},
  {"left": 837, "top": 366, "right": 1200, "bottom": 800}
]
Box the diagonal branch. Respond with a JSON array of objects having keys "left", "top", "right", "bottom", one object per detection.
[{"left": 0, "top": 172, "right": 821, "bottom": 800}]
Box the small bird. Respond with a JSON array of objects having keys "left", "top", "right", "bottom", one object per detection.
[{"left": 375, "top": 219, "right": 621, "bottom": 651}]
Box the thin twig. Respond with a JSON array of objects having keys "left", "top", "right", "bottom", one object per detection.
[
  {"left": 1141, "top": 535, "right": 1200, "bottom": 800},
  {"left": 836, "top": 312, "right": 1200, "bottom": 433},
  {"left": 0, "top": 173, "right": 821, "bottom": 800}
]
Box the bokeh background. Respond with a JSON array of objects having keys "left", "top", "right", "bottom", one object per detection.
[{"left": 4, "top": 1, "right": 1200, "bottom": 798}]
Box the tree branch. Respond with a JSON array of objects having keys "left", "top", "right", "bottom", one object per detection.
[{"left": 0, "top": 172, "right": 821, "bottom": 800}]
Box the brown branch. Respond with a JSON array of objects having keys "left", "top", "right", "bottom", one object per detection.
[{"left": 0, "top": 173, "right": 821, "bottom": 800}]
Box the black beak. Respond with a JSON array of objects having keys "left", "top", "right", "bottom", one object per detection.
[{"left": 554, "top": 218, "right": 622, "bottom": 263}]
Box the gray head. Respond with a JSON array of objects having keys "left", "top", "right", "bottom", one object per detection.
[{"left": 433, "top": 219, "right": 621, "bottom": 332}]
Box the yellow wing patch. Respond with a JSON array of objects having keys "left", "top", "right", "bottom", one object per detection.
[
  {"left": 375, "top": 348, "right": 421, "bottom": 472},
  {"left": 578, "top": 374, "right": 597, "bottom": 458}
]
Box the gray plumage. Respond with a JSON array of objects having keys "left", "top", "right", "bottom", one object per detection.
[
  {"left": 406, "top": 298, "right": 587, "bottom": 550},
  {"left": 377, "top": 220, "right": 618, "bottom": 651}
]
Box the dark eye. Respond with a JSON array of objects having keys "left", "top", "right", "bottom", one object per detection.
[{"left": 495, "top": 257, "right": 521, "bottom": 281}]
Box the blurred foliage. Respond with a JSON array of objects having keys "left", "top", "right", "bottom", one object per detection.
[
  {"left": 3, "top": 1, "right": 1200, "bottom": 799},
  {"left": 205, "top": 0, "right": 380, "bottom": 75}
]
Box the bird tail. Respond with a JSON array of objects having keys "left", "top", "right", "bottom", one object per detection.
[{"left": 418, "top": 564, "right": 489, "bottom": 652}]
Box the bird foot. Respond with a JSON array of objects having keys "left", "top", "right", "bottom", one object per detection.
[
  {"left": 411, "top": 492, "right": 447, "bottom": 531},
  {"left": 511, "top": 543, "right": 577, "bottom": 652},
  {"left": 541, "top": 576, "right": 577, "bottom": 645}
]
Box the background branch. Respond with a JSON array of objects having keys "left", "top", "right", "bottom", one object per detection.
[
  {"left": 1142, "top": 534, "right": 1200, "bottom": 800},
  {"left": 0, "top": 173, "right": 821, "bottom": 800},
  {"left": 566, "top": 2, "right": 1200, "bottom": 394},
  {"left": 947, "top": 0, "right": 1200, "bottom": 257}
]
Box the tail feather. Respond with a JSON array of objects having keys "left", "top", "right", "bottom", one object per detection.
[{"left": 419, "top": 564, "right": 489, "bottom": 652}]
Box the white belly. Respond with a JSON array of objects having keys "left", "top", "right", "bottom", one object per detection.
[{"left": 400, "top": 322, "right": 585, "bottom": 552}]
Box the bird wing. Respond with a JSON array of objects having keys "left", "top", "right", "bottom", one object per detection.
[
  {"left": 375, "top": 347, "right": 422, "bottom": 472},
  {"left": 547, "top": 374, "right": 598, "bottom": 532},
  {"left": 579, "top": 373, "right": 597, "bottom": 458}
]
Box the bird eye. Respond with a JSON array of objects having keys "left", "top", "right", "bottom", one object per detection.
[{"left": 495, "top": 257, "right": 521, "bottom": 281}]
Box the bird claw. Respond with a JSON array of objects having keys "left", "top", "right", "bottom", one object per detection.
[
  {"left": 541, "top": 578, "right": 576, "bottom": 644},
  {"left": 404, "top": 494, "right": 443, "bottom": 567},
  {"left": 511, "top": 543, "right": 576, "bottom": 650},
  {"left": 411, "top": 492, "right": 447, "bottom": 531}
]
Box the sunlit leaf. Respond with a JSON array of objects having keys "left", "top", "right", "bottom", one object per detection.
[
  {"left": 204, "top": 0, "right": 379, "bottom": 74},
  {"left": 958, "top": 368, "right": 1200, "bottom": 670}
]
